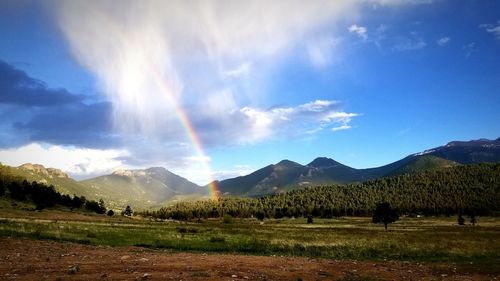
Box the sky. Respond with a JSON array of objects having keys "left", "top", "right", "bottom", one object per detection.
[{"left": 0, "top": 0, "right": 499, "bottom": 185}]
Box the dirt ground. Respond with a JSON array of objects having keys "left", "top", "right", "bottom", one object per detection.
[{"left": 0, "top": 237, "right": 497, "bottom": 281}]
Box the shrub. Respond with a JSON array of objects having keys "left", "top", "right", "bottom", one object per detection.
[
  {"left": 209, "top": 236, "right": 225, "bottom": 243},
  {"left": 223, "top": 214, "right": 233, "bottom": 224},
  {"left": 123, "top": 205, "right": 133, "bottom": 216},
  {"left": 256, "top": 211, "right": 265, "bottom": 221},
  {"left": 307, "top": 215, "right": 313, "bottom": 224},
  {"left": 85, "top": 200, "right": 106, "bottom": 214}
]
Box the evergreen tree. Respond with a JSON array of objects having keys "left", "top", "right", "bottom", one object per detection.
[
  {"left": 123, "top": 205, "right": 133, "bottom": 216},
  {"left": 372, "top": 202, "right": 399, "bottom": 230}
]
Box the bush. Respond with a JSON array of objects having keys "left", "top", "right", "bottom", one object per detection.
[
  {"left": 71, "top": 196, "right": 86, "bottom": 208},
  {"left": 107, "top": 210, "right": 114, "bottom": 216},
  {"left": 223, "top": 214, "right": 233, "bottom": 224},
  {"left": 123, "top": 205, "right": 133, "bottom": 216},
  {"left": 0, "top": 180, "right": 5, "bottom": 196},
  {"left": 85, "top": 199, "right": 106, "bottom": 214},
  {"left": 256, "top": 211, "right": 265, "bottom": 221},
  {"left": 209, "top": 236, "right": 225, "bottom": 243},
  {"left": 307, "top": 215, "right": 313, "bottom": 224}
]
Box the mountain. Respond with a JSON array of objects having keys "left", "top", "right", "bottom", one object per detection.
[
  {"left": 0, "top": 163, "right": 207, "bottom": 209},
  {"left": 160, "top": 163, "right": 500, "bottom": 220},
  {"left": 413, "top": 138, "right": 500, "bottom": 164},
  {"left": 216, "top": 155, "right": 459, "bottom": 196},
  {"left": 2, "top": 137, "right": 498, "bottom": 203},
  {"left": 217, "top": 138, "right": 500, "bottom": 196},
  {"left": 216, "top": 160, "right": 311, "bottom": 196},
  {"left": 2, "top": 163, "right": 92, "bottom": 198},
  {"left": 81, "top": 167, "right": 207, "bottom": 208}
]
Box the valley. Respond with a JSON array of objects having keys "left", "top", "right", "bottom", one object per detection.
[{"left": 1, "top": 137, "right": 499, "bottom": 280}]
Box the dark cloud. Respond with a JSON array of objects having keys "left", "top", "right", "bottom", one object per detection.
[
  {"left": 0, "top": 59, "right": 84, "bottom": 107},
  {"left": 0, "top": 59, "right": 117, "bottom": 149},
  {"left": 13, "top": 102, "right": 118, "bottom": 148}
]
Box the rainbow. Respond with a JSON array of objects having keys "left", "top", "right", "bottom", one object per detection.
[
  {"left": 152, "top": 72, "right": 219, "bottom": 201},
  {"left": 68, "top": 11, "right": 220, "bottom": 200}
]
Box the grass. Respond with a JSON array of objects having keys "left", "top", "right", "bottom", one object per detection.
[
  {"left": 0, "top": 213, "right": 499, "bottom": 264},
  {"left": 0, "top": 199, "right": 499, "bottom": 267}
]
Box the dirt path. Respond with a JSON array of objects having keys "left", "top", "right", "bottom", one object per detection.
[{"left": 0, "top": 237, "right": 497, "bottom": 281}]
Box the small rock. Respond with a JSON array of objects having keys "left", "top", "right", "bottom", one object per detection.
[
  {"left": 68, "top": 264, "right": 80, "bottom": 274},
  {"left": 120, "top": 255, "right": 131, "bottom": 260},
  {"left": 231, "top": 274, "right": 238, "bottom": 278},
  {"left": 100, "top": 273, "right": 108, "bottom": 278},
  {"left": 136, "top": 273, "right": 150, "bottom": 280},
  {"left": 139, "top": 258, "right": 149, "bottom": 262}
]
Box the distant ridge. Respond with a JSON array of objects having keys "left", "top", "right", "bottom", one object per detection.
[
  {"left": 81, "top": 167, "right": 207, "bottom": 208},
  {"left": 216, "top": 138, "right": 499, "bottom": 196}
]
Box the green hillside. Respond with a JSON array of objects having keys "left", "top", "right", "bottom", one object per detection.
[
  {"left": 0, "top": 164, "right": 207, "bottom": 210},
  {"left": 0, "top": 163, "right": 94, "bottom": 199},
  {"left": 146, "top": 163, "right": 500, "bottom": 220},
  {"left": 386, "top": 155, "right": 459, "bottom": 176},
  {"left": 81, "top": 168, "right": 207, "bottom": 209},
  {"left": 216, "top": 155, "right": 462, "bottom": 196}
]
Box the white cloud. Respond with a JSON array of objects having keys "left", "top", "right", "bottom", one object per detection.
[
  {"left": 36, "top": 1, "right": 415, "bottom": 180},
  {"left": 332, "top": 125, "right": 352, "bottom": 132},
  {"left": 348, "top": 24, "right": 368, "bottom": 39},
  {"left": 437, "top": 37, "right": 450, "bottom": 46},
  {"left": 0, "top": 143, "right": 129, "bottom": 179},
  {"left": 479, "top": 22, "right": 500, "bottom": 40},
  {"left": 51, "top": 1, "right": 359, "bottom": 136},
  {"left": 229, "top": 100, "right": 358, "bottom": 143}
]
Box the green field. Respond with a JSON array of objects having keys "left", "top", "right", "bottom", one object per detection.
[{"left": 1, "top": 204, "right": 499, "bottom": 267}]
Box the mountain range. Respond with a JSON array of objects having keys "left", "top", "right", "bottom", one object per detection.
[
  {"left": 1, "top": 137, "right": 498, "bottom": 208},
  {"left": 215, "top": 138, "right": 500, "bottom": 196}
]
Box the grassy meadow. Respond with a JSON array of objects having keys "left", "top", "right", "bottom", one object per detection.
[{"left": 0, "top": 200, "right": 499, "bottom": 268}]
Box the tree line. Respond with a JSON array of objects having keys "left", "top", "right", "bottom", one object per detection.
[
  {"left": 0, "top": 167, "right": 107, "bottom": 214},
  {"left": 141, "top": 163, "right": 500, "bottom": 220}
]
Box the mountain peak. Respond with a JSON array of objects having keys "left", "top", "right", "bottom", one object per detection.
[
  {"left": 145, "top": 167, "right": 169, "bottom": 174},
  {"left": 18, "top": 163, "right": 69, "bottom": 178},
  {"left": 307, "top": 157, "right": 342, "bottom": 168},
  {"left": 112, "top": 169, "right": 146, "bottom": 177},
  {"left": 445, "top": 138, "right": 498, "bottom": 147},
  {"left": 275, "top": 159, "right": 302, "bottom": 167}
]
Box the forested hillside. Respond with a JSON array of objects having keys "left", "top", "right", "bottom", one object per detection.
[
  {"left": 144, "top": 163, "right": 500, "bottom": 220},
  {"left": 0, "top": 165, "right": 107, "bottom": 214}
]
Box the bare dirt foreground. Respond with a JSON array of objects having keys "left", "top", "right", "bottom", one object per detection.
[{"left": 0, "top": 237, "right": 497, "bottom": 281}]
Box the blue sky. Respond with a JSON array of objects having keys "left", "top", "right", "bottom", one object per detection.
[{"left": 0, "top": 0, "right": 499, "bottom": 184}]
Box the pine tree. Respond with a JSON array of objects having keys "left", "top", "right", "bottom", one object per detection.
[{"left": 372, "top": 202, "right": 399, "bottom": 230}]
